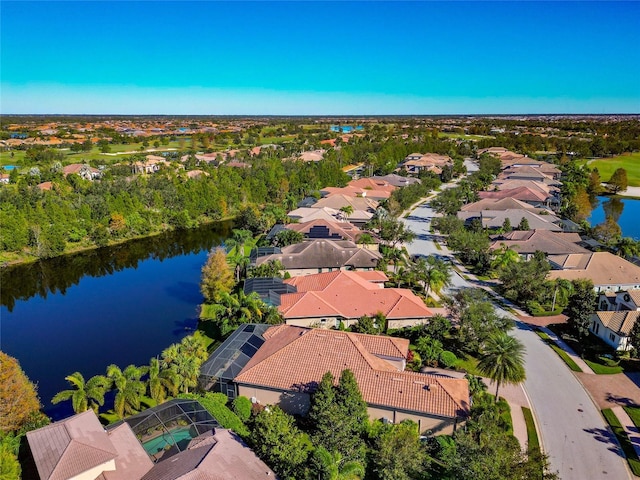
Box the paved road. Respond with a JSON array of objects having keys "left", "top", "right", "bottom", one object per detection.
[{"left": 403, "top": 200, "right": 630, "bottom": 480}]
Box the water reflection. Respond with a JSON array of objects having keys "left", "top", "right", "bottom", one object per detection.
[{"left": 1, "top": 222, "right": 233, "bottom": 311}]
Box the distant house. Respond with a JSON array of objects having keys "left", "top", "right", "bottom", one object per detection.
[
  {"left": 277, "top": 270, "right": 433, "bottom": 329},
  {"left": 232, "top": 325, "right": 469, "bottom": 434},
  {"left": 252, "top": 238, "right": 382, "bottom": 276},
  {"left": 401, "top": 153, "right": 452, "bottom": 175},
  {"left": 62, "top": 163, "right": 101, "bottom": 180},
  {"left": 0, "top": 173, "right": 10, "bottom": 184},
  {"left": 460, "top": 197, "right": 541, "bottom": 213},
  {"left": 547, "top": 252, "right": 640, "bottom": 292},
  {"left": 131, "top": 155, "right": 168, "bottom": 174},
  {"left": 457, "top": 209, "right": 563, "bottom": 231},
  {"left": 298, "top": 150, "right": 325, "bottom": 162},
  {"left": 489, "top": 230, "right": 588, "bottom": 259},
  {"left": 589, "top": 311, "right": 639, "bottom": 351},
  {"left": 478, "top": 186, "right": 556, "bottom": 209},
  {"left": 277, "top": 218, "right": 378, "bottom": 249}
]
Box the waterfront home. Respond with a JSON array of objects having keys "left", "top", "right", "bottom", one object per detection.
[
  {"left": 277, "top": 270, "right": 433, "bottom": 329},
  {"left": 233, "top": 325, "right": 469, "bottom": 434},
  {"left": 252, "top": 238, "right": 382, "bottom": 276}
]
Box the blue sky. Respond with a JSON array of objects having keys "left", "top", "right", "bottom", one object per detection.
[{"left": 2, "top": 1, "right": 639, "bottom": 114}]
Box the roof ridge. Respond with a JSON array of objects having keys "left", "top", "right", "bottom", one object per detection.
[
  {"left": 237, "top": 327, "right": 309, "bottom": 379},
  {"left": 346, "top": 333, "right": 397, "bottom": 372}
]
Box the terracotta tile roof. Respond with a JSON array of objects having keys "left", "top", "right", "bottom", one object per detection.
[
  {"left": 279, "top": 271, "right": 432, "bottom": 321},
  {"left": 313, "top": 194, "right": 378, "bottom": 212},
  {"left": 593, "top": 311, "right": 640, "bottom": 336},
  {"left": 99, "top": 423, "right": 153, "bottom": 480},
  {"left": 627, "top": 290, "right": 640, "bottom": 306},
  {"left": 27, "top": 410, "right": 119, "bottom": 480},
  {"left": 461, "top": 197, "right": 538, "bottom": 212},
  {"left": 548, "top": 252, "right": 640, "bottom": 287},
  {"left": 478, "top": 186, "right": 549, "bottom": 202},
  {"left": 235, "top": 326, "right": 469, "bottom": 419}
]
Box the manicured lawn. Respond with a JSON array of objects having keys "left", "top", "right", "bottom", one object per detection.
[
  {"left": 521, "top": 406, "right": 540, "bottom": 454},
  {"left": 602, "top": 408, "right": 640, "bottom": 476},
  {"left": 454, "top": 354, "right": 481, "bottom": 376},
  {"left": 535, "top": 331, "right": 582, "bottom": 372},
  {"left": 584, "top": 359, "right": 624, "bottom": 375},
  {"left": 623, "top": 406, "right": 640, "bottom": 428},
  {"left": 589, "top": 152, "right": 640, "bottom": 187}
]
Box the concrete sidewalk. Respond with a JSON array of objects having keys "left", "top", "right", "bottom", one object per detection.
[{"left": 538, "top": 326, "right": 596, "bottom": 374}]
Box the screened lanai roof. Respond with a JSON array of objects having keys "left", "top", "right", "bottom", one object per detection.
[
  {"left": 109, "top": 399, "right": 219, "bottom": 461},
  {"left": 244, "top": 277, "right": 297, "bottom": 305},
  {"left": 199, "top": 323, "right": 270, "bottom": 382}
]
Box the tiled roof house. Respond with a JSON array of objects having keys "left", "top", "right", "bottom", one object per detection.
[
  {"left": 234, "top": 325, "right": 470, "bottom": 435},
  {"left": 277, "top": 270, "right": 433, "bottom": 329}
]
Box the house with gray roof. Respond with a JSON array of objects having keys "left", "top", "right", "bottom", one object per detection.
[{"left": 252, "top": 238, "right": 382, "bottom": 276}]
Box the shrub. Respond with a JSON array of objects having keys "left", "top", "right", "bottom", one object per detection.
[
  {"left": 178, "top": 393, "right": 250, "bottom": 438},
  {"left": 439, "top": 351, "right": 458, "bottom": 368},
  {"left": 232, "top": 396, "right": 252, "bottom": 422}
]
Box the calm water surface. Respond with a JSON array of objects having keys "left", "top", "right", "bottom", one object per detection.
[
  {"left": 588, "top": 196, "right": 640, "bottom": 240},
  {"left": 0, "top": 223, "right": 232, "bottom": 419}
]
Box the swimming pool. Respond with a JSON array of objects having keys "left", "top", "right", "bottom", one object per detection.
[{"left": 141, "top": 426, "right": 195, "bottom": 455}]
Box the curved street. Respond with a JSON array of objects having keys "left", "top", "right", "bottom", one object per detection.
[{"left": 402, "top": 197, "right": 631, "bottom": 480}]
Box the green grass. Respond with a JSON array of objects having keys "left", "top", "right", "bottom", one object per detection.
[
  {"left": 584, "top": 359, "right": 624, "bottom": 375},
  {"left": 521, "top": 406, "right": 540, "bottom": 454},
  {"left": 200, "top": 304, "right": 220, "bottom": 321},
  {"left": 535, "top": 331, "right": 583, "bottom": 372},
  {"left": 497, "top": 398, "right": 513, "bottom": 435},
  {"left": 454, "top": 354, "right": 481, "bottom": 376},
  {"left": 624, "top": 406, "right": 640, "bottom": 428},
  {"left": 602, "top": 408, "right": 640, "bottom": 476},
  {"left": 589, "top": 152, "right": 640, "bottom": 187},
  {"left": 438, "top": 132, "right": 494, "bottom": 141}
]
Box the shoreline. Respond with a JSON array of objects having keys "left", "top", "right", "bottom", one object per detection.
[{"left": 0, "top": 215, "right": 235, "bottom": 269}]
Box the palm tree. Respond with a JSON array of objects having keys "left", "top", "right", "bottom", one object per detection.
[
  {"left": 161, "top": 344, "right": 201, "bottom": 394},
  {"left": 477, "top": 332, "right": 526, "bottom": 400},
  {"left": 313, "top": 447, "right": 365, "bottom": 480},
  {"left": 52, "top": 372, "right": 110, "bottom": 414},
  {"left": 147, "top": 357, "right": 179, "bottom": 404},
  {"left": 490, "top": 244, "right": 520, "bottom": 273},
  {"left": 106, "top": 364, "right": 147, "bottom": 419},
  {"left": 339, "top": 205, "right": 354, "bottom": 220},
  {"left": 411, "top": 256, "right": 452, "bottom": 298}
]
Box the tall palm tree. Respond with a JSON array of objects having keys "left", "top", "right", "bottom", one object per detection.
[
  {"left": 477, "top": 332, "right": 526, "bottom": 400},
  {"left": 490, "top": 244, "right": 520, "bottom": 273},
  {"left": 147, "top": 357, "right": 179, "bottom": 404},
  {"left": 52, "top": 372, "right": 110, "bottom": 414},
  {"left": 106, "top": 364, "right": 147, "bottom": 419},
  {"left": 313, "top": 447, "right": 365, "bottom": 480}
]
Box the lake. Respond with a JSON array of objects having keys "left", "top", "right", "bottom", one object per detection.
[
  {"left": 588, "top": 196, "right": 640, "bottom": 240},
  {"left": 0, "top": 222, "right": 232, "bottom": 419}
]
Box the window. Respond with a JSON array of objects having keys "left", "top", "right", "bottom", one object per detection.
[{"left": 610, "top": 333, "right": 616, "bottom": 342}]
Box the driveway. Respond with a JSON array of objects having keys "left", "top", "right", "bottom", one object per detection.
[{"left": 403, "top": 195, "right": 630, "bottom": 480}]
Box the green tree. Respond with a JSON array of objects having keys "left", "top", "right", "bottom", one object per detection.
[
  {"left": 411, "top": 255, "right": 452, "bottom": 297},
  {"left": 350, "top": 313, "right": 385, "bottom": 335},
  {"left": 502, "top": 217, "right": 512, "bottom": 232},
  {"left": 200, "top": 247, "right": 235, "bottom": 303},
  {"left": 499, "top": 251, "right": 550, "bottom": 304},
  {"left": 51, "top": 372, "right": 109, "bottom": 415},
  {"left": 615, "top": 237, "right": 640, "bottom": 260},
  {"left": 250, "top": 406, "right": 311, "bottom": 480},
  {"left": 340, "top": 205, "right": 354, "bottom": 220},
  {"left": 311, "top": 447, "right": 365, "bottom": 480},
  {"left": 608, "top": 167, "right": 628, "bottom": 194},
  {"left": 249, "top": 260, "right": 285, "bottom": 278},
  {"left": 477, "top": 332, "right": 526, "bottom": 400},
  {"left": 106, "top": 364, "right": 147, "bottom": 419},
  {"left": 371, "top": 421, "right": 428, "bottom": 480},
  {"left": 231, "top": 396, "right": 252, "bottom": 422},
  {"left": 566, "top": 279, "right": 596, "bottom": 342},
  {"left": 593, "top": 216, "right": 621, "bottom": 245},
  {"left": 446, "top": 289, "right": 513, "bottom": 354},
  {"left": 147, "top": 357, "right": 179, "bottom": 404},
  {"left": 0, "top": 441, "right": 21, "bottom": 480},
  {"left": 629, "top": 318, "right": 640, "bottom": 356},
  {"left": 274, "top": 229, "right": 304, "bottom": 247},
  {"left": 516, "top": 217, "right": 530, "bottom": 231}
]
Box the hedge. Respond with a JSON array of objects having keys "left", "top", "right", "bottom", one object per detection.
[{"left": 178, "top": 393, "right": 250, "bottom": 438}]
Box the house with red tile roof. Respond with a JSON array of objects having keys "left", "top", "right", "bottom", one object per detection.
[
  {"left": 277, "top": 270, "right": 433, "bottom": 329},
  {"left": 62, "top": 163, "right": 101, "bottom": 180},
  {"left": 234, "top": 325, "right": 469, "bottom": 434}
]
